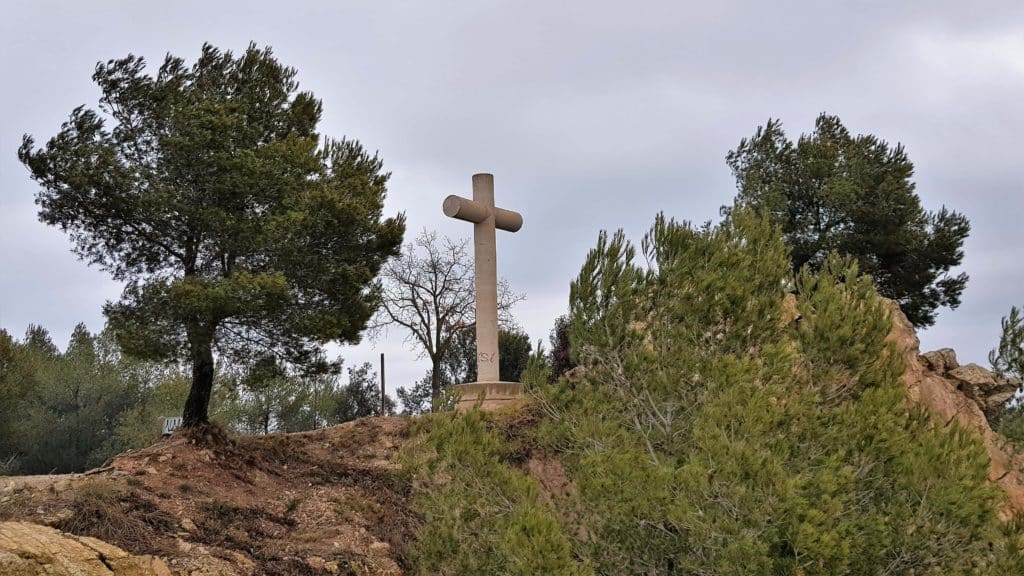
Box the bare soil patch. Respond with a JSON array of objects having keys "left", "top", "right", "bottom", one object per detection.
[{"left": 0, "top": 416, "right": 418, "bottom": 575}]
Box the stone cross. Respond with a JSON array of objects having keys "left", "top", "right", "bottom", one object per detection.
[{"left": 443, "top": 173, "right": 523, "bottom": 383}]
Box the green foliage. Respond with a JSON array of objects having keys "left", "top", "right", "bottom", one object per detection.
[
  {"left": 529, "top": 208, "right": 1021, "bottom": 574},
  {"left": 0, "top": 325, "right": 147, "bottom": 473},
  {"left": 996, "top": 404, "right": 1024, "bottom": 447},
  {"left": 0, "top": 321, "right": 392, "bottom": 472},
  {"left": 113, "top": 372, "right": 192, "bottom": 449},
  {"left": 445, "top": 327, "right": 534, "bottom": 384},
  {"left": 19, "top": 43, "right": 404, "bottom": 425},
  {"left": 398, "top": 326, "right": 533, "bottom": 415},
  {"left": 330, "top": 362, "right": 395, "bottom": 422},
  {"left": 397, "top": 376, "right": 435, "bottom": 416},
  {"left": 397, "top": 375, "right": 460, "bottom": 416},
  {"left": 219, "top": 356, "right": 320, "bottom": 435},
  {"left": 497, "top": 330, "right": 533, "bottom": 383},
  {"left": 548, "top": 315, "right": 575, "bottom": 381},
  {"left": 219, "top": 359, "right": 395, "bottom": 434},
  {"left": 402, "top": 410, "right": 589, "bottom": 575},
  {"left": 0, "top": 329, "right": 31, "bottom": 465},
  {"left": 727, "top": 113, "right": 970, "bottom": 327},
  {"left": 990, "top": 306, "right": 1024, "bottom": 446},
  {"left": 521, "top": 340, "right": 552, "bottom": 391},
  {"left": 991, "top": 306, "right": 1024, "bottom": 380}
]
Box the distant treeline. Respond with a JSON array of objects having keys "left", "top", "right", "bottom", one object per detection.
[{"left": 0, "top": 324, "right": 393, "bottom": 475}]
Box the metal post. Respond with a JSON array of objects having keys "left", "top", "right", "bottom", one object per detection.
[{"left": 380, "top": 352, "right": 386, "bottom": 415}]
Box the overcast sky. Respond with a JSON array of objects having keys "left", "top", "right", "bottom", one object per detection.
[{"left": 2, "top": 0, "right": 1022, "bottom": 397}]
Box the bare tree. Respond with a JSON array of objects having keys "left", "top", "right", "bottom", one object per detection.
[{"left": 374, "top": 230, "right": 522, "bottom": 401}]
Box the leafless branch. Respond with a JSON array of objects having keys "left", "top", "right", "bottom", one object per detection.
[{"left": 371, "top": 228, "right": 524, "bottom": 369}]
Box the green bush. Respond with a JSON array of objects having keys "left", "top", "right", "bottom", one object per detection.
[
  {"left": 402, "top": 409, "right": 589, "bottom": 575},
  {"left": 538, "top": 209, "right": 1022, "bottom": 574},
  {"left": 402, "top": 208, "right": 1023, "bottom": 574}
]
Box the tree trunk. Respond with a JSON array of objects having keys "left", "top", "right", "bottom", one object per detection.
[
  {"left": 182, "top": 328, "right": 215, "bottom": 427},
  {"left": 430, "top": 354, "right": 442, "bottom": 404}
]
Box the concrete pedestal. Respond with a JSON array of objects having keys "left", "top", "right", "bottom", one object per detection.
[{"left": 451, "top": 381, "right": 525, "bottom": 411}]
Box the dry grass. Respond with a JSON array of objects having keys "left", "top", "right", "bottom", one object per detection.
[
  {"left": 2, "top": 416, "right": 418, "bottom": 575},
  {"left": 54, "top": 481, "right": 177, "bottom": 555}
]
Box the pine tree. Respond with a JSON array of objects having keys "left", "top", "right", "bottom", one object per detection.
[
  {"left": 543, "top": 209, "right": 1019, "bottom": 574},
  {"left": 726, "top": 113, "right": 969, "bottom": 327},
  {"left": 19, "top": 44, "right": 404, "bottom": 426}
]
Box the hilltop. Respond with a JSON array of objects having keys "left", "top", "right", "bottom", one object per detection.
[
  {"left": 1, "top": 303, "right": 1024, "bottom": 575},
  {"left": 1, "top": 417, "right": 416, "bottom": 575}
]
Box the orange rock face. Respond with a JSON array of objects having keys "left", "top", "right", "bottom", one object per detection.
[
  {"left": 885, "top": 301, "right": 1024, "bottom": 518},
  {"left": 0, "top": 521, "right": 172, "bottom": 575}
]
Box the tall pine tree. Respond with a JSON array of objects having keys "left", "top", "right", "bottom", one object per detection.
[
  {"left": 19, "top": 43, "right": 405, "bottom": 426},
  {"left": 726, "top": 113, "right": 969, "bottom": 327}
]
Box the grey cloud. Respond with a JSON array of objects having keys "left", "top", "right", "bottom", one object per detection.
[{"left": 2, "top": 0, "right": 1022, "bottom": 392}]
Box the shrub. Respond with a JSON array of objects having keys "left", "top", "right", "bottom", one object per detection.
[
  {"left": 403, "top": 208, "right": 1024, "bottom": 574},
  {"left": 539, "top": 209, "right": 1022, "bottom": 574},
  {"left": 402, "top": 409, "right": 588, "bottom": 575}
]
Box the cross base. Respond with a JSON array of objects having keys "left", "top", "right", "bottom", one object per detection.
[{"left": 451, "top": 381, "right": 525, "bottom": 412}]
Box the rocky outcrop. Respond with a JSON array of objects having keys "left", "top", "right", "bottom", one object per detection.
[
  {"left": 949, "top": 364, "right": 1020, "bottom": 418},
  {"left": 885, "top": 301, "right": 1024, "bottom": 518},
  {"left": 920, "top": 347, "right": 1021, "bottom": 418},
  {"left": 0, "top": 521, "right": 171, "bottom": 575}
]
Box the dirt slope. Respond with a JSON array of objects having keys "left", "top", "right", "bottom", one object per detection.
[
  {"left": 0, "top": 417, "right": 417, "bottom": 575},
  {"left": 2, "top": 300, "right": 1023, "bottom": 574}
]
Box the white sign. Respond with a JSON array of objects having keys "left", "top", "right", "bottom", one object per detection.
[{"left": 162, "top": 417, "right": 183, "bottom": 436}]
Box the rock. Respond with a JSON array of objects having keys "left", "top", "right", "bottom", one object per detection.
[
  {"left": 175, "top": 537, "right": 192, "bottom": 553},
  {"left": 948, "top": 364, "right": 1021, "bottom": 417},
  {"left": 180, "top": 518, "right": 197, "bottom": 533},
  {"left": 921, "top": 348, "right": 959, "bottom": 373},
  {"left": 228, "top": 551, "right": 255, "bottom": 575},
  {"left": 781, "top": 293, "right": 801, "bottom": 326},
  {"left": 51, "top": 479, "right": 73, "bottom": 494},
  {"left": 0, "top": 521, "right": 172, "bottom": 575},
  {"left": 885, "top": 300, "right": 1024, "bottom": 518},
  {"left": 40, "top": 508, "right": 74, "bottom": 527}
]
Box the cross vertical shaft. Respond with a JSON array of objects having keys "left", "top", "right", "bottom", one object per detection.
[
  {"left": 472, "top": 173, "right": 500, "bottom": 382},
  {"left": 442, "top": 173, "right": 523, "bottom": 386}
]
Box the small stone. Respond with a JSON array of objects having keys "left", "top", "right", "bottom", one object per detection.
[
  {"left": 230, "top": 551, "right": 256, "bottom": 574},
  {"left": 157, "top": 453, "right": 173, "bottom": 463},
  {"left": 41, "top": 508, "right": 74, "bottom": 526},
  {"left": 51, "top": 479, "right": 72, "bottom": 494},
  {"left": 144, "top": 466, "right": 159, "bottom": 475},
  {"left": 180, "top": 518, "right": 197, "bottom": 532},
  {"left": 176, "top": 537, "right": 193, "bottom": 552}
]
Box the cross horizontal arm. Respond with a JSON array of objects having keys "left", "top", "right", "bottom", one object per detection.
[
  {"left": 443, "top": 195, "right": 488, "bottom": 223},
  {"left": 443, "top": 195, "right": 523, "bottom": 232}
]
